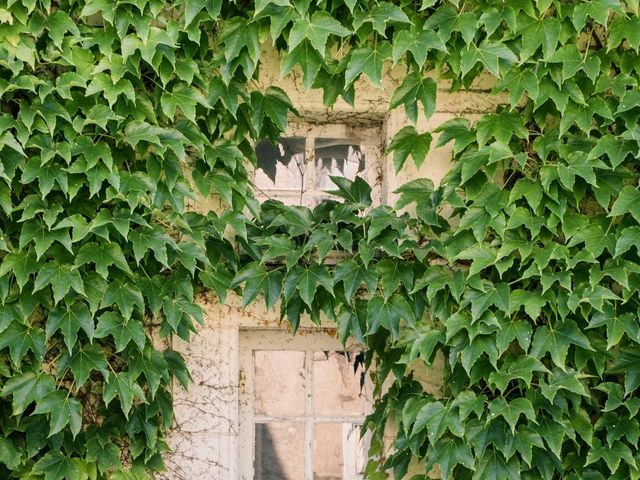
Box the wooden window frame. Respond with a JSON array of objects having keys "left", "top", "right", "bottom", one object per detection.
[{"left": 238, "top": 328, "right": 373, "bottom": 480}]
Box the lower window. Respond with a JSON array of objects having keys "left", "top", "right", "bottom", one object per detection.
[{"left": 239, "top": 329, "right": 371, "bottom": 480}]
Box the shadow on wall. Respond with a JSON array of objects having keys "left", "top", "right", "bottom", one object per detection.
[
  {"left": 255, "top": 423, "right": 343, "bottom": 480},
  {"left": 254, "top": 424, "right": 288, "bottom": 480}
]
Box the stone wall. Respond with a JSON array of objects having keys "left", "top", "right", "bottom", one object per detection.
[{"left": 160, "top": 44, "right": 504, "bottom": 480}]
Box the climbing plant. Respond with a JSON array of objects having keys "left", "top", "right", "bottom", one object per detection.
[
  {"left": 0, "top": 0, "right": 253, "bottom": 478},
  {"left": 233, "top": 0, "right": 640, "bottom": 479},
  {"left": 0, "top": 0, "right": 639, "bottom": 479}
]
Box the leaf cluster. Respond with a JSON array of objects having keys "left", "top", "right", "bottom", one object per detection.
[
  {"left": 0, "top": 0, "right": 270, "bottom": 477},
  {"left": 229, "top": 0, "right": 640, "bottom": 478},
  {"left": 3, "top": 0, "right": 640, "bottom": 478}
]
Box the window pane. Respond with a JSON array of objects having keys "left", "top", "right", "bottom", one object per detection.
[
  {"left": 313, "top": 423, "right": 366, "bottom": 479},
  {"left": 313, "top": 351, "right": 365, "bottom": 416},
  {"left": 255, "top": 423, "right": 305, "bottom": 480},
  {"left": 255, "top": 137, "right": 306, "bottom": 191},
  {"left": 314, "top": 138, "right": 365, "bottom": 190},
  {"left": 254, "top": 350, "right": 305, "bottom": 416}
]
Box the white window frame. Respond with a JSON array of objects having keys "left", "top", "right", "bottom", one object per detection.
[
  {"left": 238, "top": 328, "right": 373, "bottom": 480},
  {"left": 252, "top": 122, "right": 385, "bottom": 207}
]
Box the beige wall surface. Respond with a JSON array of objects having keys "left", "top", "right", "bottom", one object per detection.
[{"left": 160, "top": 45, "right": 503, "bottom": 480}]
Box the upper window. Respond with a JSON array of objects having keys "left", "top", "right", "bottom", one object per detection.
[{"left": 253, "top": 123, "right": 384, "bottom": 206}]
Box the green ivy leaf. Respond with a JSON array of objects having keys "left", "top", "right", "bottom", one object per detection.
[
  {"left": 425, "top": 437, "right": 474, "bottom": 479},
  {"left": 250, "top": 86, "right": 295, "bottom": 134},
  {"left": 494, "top": 68, "right": 540, "bottom": 107},
  {"left": 244, "top": 266, "right": 282, "bottom": 308},
  {"left": 0, "top": 437, "right": 23, "bottom": 470},
  {"left": 32, "top": 452, "right": 89, "bottom": 480},
  {"left": 519, "top": 16, "right": 560, "bottom": 60},
  {"left": 412, "top": 400, "right": 446, "bottom": 440},
  {"left": 610, "top": 186, "right": 640, "bottom": 222},
  {"left": 86, "top": 435, "right": 121, "bottom": 473},
  {"left": 488, "top": 397, "right": 537, "bottom": 434},
  {"left": 0, "top": 371, "right": 55, "bottom": 415},
  {"left": 33, "top": 391, "right": 82, "bottom": 438},
  {"left": 130, "top": 227, "right": 173, "bottom": 267},
  {"left": 19, "top": 220, "right": 72, "bottom": 259},
  {"left": 352, "top": 2, "right": 411, "bottom": 35},
  {"left": 75, "top": 242, "right": 132, "bottom": 279},
  {"left": 588, "top": 135, "right": 635, "bottom": 168},
  {"left": 461, "top": 335, "right": 499, "bottom": 373},
  {"left": 433, "top": 117, "right": 475, "bottom": 155},
  {"left": 280, "top": 40, "right": 323, "bottom": 90},
  {"left": 609, "top": 16, "right": 640, "bottom": 51},
  {"left": 461, "top": 41, "right": 517, "bottom": 77},
  {"left": 390, "top": 74, "right": 437, "bottom": 124},
  {"left": 21, "top": 158, "right": 69, "bottom": 199},
  {"left": 33, "top": 261, "right": 86, "bottom": 303},
  {"left": 101, "top": 280, "right": 145, "bottom": 320},
  {"left": 288, "top": 12, "right": 350, "bottom": 55},
  {"left": 547, "top": 45, "right": 601, "bottom": 82},
  {"left": 530, "top": 320, "right": 594, "bottom": 368},
  {"left": 616, "top": 89, "right": 640, "bottom": 115},
  {"left": 160, "top": 83, "right": 207, "bottom": 123},
  {"left": 454, "top": 11, "right": 477, "bottom": 44},
  {"left": 476, "top": 113, "right": 528, "bottom": 145},
  {"left": 472, "top": 449, "right": 520, "bottom": 480},
  {"left": 366, "top": 294, "right": 414, "bottom": 339},
  {"left": 572, "top": 0, "right": 624, "bottom": 31},
  {"left": 46, "top": 302, "right": 94, "bottom": 353},
  {"left": 218, "top": 16, "right": 260, "bottom": 63},
  {"left": 327, "top": 176, "right": 372, "bottom": 208},
  {"left": 94, "top": 311, "right": 146, "bottom": 352},
  {"left": 297, "top": 264, "right": 334, "bottom": 306},
  {"left": 103, "top": 371, "right": 146, "bottom": 419},
  {"left": 391, "top": 29, "right": 447, "bottom": 69},
  {"left": 185, "top": 0, "right": 222, "bottom": 24},
  {"left": 610, "top": 348, "right": 640, "bottom": 395},
  {"left": 585, "top": 438, "right": 636, "bottom": 474},
  {"left": 615, "top": 226, "right": 640, "bottom": 257},
  {"left": 334, "top": 259, "right": 377, "bottom": 300},
  {"left": 0, "top": 322, "right": 47, "bottom": 367},
  {"left": 386, "top": 126, "right": 432, "bottom": 172},
  {"left": 541, "top": 369, "right": 591, "bottom": 402},
  {"left": 0, "top": 249, "right": 38, "bottom": 291},
  {"left": 589, "top": 311, "right": 640, "bottom": 349},
  {"left": 488, "top": 356, "right": 548, "bottom": 392},
  {"left": 376, "top": 258, "right": 414, "bottom": 299},
  {"left": 57, "top": 344, "right": 109, "bottom": 388},
  {"left": 344, "top": 41, "right": 392, "bottom": 87}
]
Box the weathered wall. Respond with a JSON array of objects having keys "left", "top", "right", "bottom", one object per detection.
[{"left": 161, "top": 44, "right": 504, "bottom": 479}]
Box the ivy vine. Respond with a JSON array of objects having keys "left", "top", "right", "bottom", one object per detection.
[{"left": 0, "top": 0, "right": 639, "bottom": 479}]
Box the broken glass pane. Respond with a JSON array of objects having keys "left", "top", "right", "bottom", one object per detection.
[
  {"left": 254, "top": 351, "right": 305, "bottom": 416},
  {"left": 255, "top": 137, "right": 306, "bottom": 191},
  {"left": 313, "top": 351, "right": 365, "bottom": 416},
  {"left": 312, "top": 422, "right": 366, "bottom": 479},
  {"left": 314, "top": 138, "right": 365, "bottom": 190},
  {"left": 255, "top": 423, "right": 305, "bottom": 480}
]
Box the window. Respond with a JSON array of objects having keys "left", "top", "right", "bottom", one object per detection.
[
  {"left": 253, "top": 123, "right": 384, "bottom": 206},
  {"left": 239, "top": 329, "right": 372, "bottom": 480}
]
